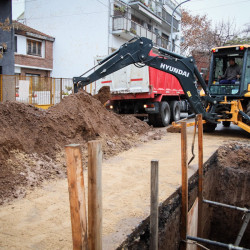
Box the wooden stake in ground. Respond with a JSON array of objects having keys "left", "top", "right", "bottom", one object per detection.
[
  {"left": 180, "top": 122, "right": 188, "bottom": 250},
  {"left": 197, "top": 114, "right": 203, "bottom": 242},
  {"left": 65, "top": 144, "right": 88, "bottom": 250},
  {"left": 88, "top": 140, "right": 102, "bottom": 250},
  {"left": 150, "top": 160, "right": 159, "bottom": 250}
]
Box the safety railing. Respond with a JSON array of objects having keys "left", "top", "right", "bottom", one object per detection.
[
  {"left": 112, "top": 16, "right": 170, "bottom": 49},
  {"left": 0, "top": 75, "right": 73, "bottom": 109}
]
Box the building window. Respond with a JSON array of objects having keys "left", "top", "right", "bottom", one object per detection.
[
  {"left": 14, "top": 36, "right": 17, "bottom": 53},
  {"left": 162, "top": 33, "right": 169, "bottom": 49},
  {"left": 131, "top": 15, "right": 144, "bottom": 26},
  {"left": 27, "top": 39, "right": 42, "bottom": 56}
]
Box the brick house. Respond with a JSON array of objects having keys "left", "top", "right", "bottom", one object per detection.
[{"left": 14, "top": 21, "right": 55, "bottom": 77}]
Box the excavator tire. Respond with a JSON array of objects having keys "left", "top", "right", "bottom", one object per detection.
[
  {"left": 222, "top": 121, "right": 231, "bottom": 127},
  {"left": 203, "top": 122, "right": 217, "bottom": 132},
  {"left": 170, "top": 101, "right": 181, "bottom": 122},
  {"left": 155, "top": 101, "right": 171, "bottom": 127}
]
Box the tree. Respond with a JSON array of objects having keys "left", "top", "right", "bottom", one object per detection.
[
  {"left": 213, "top": 19, "right": 240, "bottom": 47},
  {"left": 180, "top": 10, "right": 215, "bottom": 56},
  {"left": 180, "top": 10, "right": 250, "bottom": 81},
  {"left": 181, "top": 10, "right": 250, "bottom": 54},
  {"left": 224, "top": 22, "right": 250, "bottom": 45}
]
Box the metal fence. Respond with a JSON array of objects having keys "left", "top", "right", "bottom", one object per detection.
[{"left": 0, "top": 75, "right": 73, "bottom": 109}]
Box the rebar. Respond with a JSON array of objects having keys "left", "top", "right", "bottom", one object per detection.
[
  {"left": 187, "top": 236, "right": 250, "bottom": 250},
  {"left": 203, "top": 199, "right": 250, "bottom": 213}
]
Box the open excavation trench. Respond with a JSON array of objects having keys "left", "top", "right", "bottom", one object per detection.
[{"left": 118, "top": 143, "right": 250, "bottom": 249}]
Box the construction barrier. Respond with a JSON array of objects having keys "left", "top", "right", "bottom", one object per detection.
[{"left": 0, "top": 75, "right": 73, "bottom": 109}]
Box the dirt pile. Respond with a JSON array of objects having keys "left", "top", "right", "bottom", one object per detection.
[
  {"left": 0, "top": 91, "right": 149, "bottom": 161},
  {"left": 0, "top": 91, "right": 151, "bottom": 204},
  {"left": 216, "top": 143, "right": 249, "bottom": 169},
  {"left": 93, "top": 86, "right": 111, "bottom": 104}
]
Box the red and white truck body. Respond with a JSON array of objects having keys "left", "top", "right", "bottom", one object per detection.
[{"left": 95, "top": 51, "right": 189, "bottom": 126}]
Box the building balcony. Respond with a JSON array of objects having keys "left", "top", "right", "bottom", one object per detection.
[
  {"left": 112, "top": 16, "right": 170, "bottom": 50},
  {"left": 112, "top": 15, "right": 157, "bottom": 42},
  {"left": 128, "top": 0, "right": 179, "bottom": 32}
]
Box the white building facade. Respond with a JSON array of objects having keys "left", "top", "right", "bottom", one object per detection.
[{"left": 24, "top": 0, "right": 181, "bottom": 78}]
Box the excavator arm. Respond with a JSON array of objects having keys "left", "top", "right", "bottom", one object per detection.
[{"left": 73, "top": 37, "right": 218, "bottom": 123}]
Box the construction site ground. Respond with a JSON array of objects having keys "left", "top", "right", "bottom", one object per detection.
[
  {"left": 0, "top": 123, "right": 249, "bottom": 249},
  {"left": 0, "top": 92, "right": 249, "bottom": 249}
]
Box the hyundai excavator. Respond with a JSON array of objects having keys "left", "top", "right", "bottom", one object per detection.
[{"left": 73, "top": 37, "right": 250, "bottom": 133}]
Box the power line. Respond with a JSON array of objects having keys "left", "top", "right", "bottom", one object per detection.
[
  {"left": 95, "top": 0, "right": 109, "bottom": 8},
  {"left": 190, "top": 0, "right": 250, "bottom": 12}
]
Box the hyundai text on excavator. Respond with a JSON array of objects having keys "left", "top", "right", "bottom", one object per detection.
[{"left": 73, "top": 37, "right": 250, "bottom": 133}]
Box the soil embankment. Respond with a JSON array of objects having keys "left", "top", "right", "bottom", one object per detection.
[{"left": 0, "top": 91, "right": 151, "bottom": 204}]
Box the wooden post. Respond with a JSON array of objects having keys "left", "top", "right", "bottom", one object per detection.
[
  {"left": 150, "top": 160, "right": 159, "bottom": 250},
  {"left": 0, "top": 74, "right": 3, "bottom": 102},
  {"left": 50, "top": 77, "right": 53, "bottom": 105},
  {"left": 29, "top": 76, "right": 32, "bottom": 104},
  {"left": 180, "top": 122, "right": 188, "bottom": 250},
  {"left": 88, "top": 140, "right": 102, "bottom": 250},
  {"left": 60, "top": 78, "right": 63, "bottom": 102},
  {"left": 197, "top": 114, "right": 203, "bottom": 242},
  {"left": 65, "top": 144, "right": 88, "bottom": 250}
]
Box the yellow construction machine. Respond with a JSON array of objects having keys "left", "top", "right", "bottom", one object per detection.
[
  {"left": 172, "top": 44, "right": 250, "bottom": 133},
  {"left": 199, "top": 44, "right": 250, "bottom": 133}
]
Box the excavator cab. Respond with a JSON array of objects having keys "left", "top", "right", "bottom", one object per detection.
[
  {"left": 208, "top": 45, "right": 250, "bottom": 99},
  {"left": 204, "top": 45, "right": 250, "bottom": 132}
]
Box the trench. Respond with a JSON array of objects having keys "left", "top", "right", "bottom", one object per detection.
[{"left": 118, "top": 143, "right": 250, "bottom": 249}]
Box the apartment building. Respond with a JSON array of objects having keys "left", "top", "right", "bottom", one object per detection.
[
  {"left": 24, "top": 0, "right": 181, "bottom": 78},
  {"left": 112, "top": 0, "right": 181, "bottom": 51}
]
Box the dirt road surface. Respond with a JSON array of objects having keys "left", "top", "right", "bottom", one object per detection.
[{"left": 0, "top": 124, "right": 248, "bottom": 250}]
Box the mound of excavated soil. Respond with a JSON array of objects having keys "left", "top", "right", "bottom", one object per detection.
[
  {"left": 0, "top": 91, "right": 149, "bottom": 161},
  {"left": 216, "top": 143, "right": 249, "bottom": 169},
  {"left": 93, "top": 86, "right": 111, "bottom": 104},
  {"left": 0, "top": 91, "right": 151, "bottom": 204}
]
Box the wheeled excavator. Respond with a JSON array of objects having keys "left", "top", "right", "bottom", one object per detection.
[{"left": 73, "top": 37, "right": 250, "bottom": 133}]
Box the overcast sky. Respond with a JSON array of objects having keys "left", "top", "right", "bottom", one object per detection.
[
  {"left": 12, "top": 0, "right": 250, "bottom": 28},
  {"left": 184, "top": 0, "right": 250, "bottom": 28}
]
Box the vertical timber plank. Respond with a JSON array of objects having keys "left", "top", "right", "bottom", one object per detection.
[
  {"left": 65, "top": 144, "right": 88, "bottom": 250},
  {"left": 88, "top": 140, "right": 102, "bottom": 250},
  {"left": 60, "top": 78, "right": 62, "bottom": 102},
  {"left": 150, "top": 160, "right": 159, "bottom": 250},
  {"left": 197, "top": 114, "right": 203, "bottom": 244},
  {"left": 180, "top": 122, "right": 188, "bottom": 250}
]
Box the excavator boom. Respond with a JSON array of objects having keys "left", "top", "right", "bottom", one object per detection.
[{"left": 73, "top": 37, "right": 218, "bottom": 123}]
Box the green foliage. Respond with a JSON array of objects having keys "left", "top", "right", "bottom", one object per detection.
[
  {"left": 130, "top": 28, "right": 137, "bottom": 35},
  {"left": 114, "top": 6, "right": 126, "bottom": 14},
  {"left": 65, "top": 86, "right": 72, "bottom": 91}
]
